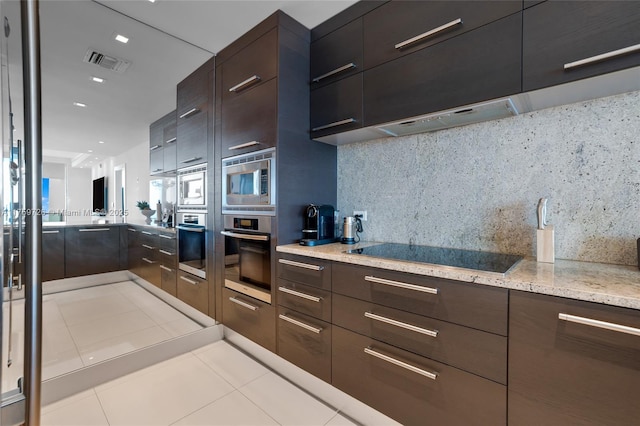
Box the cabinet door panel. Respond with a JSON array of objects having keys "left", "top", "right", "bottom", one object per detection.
[
  {"left": 363, "top": 0, "right": 522, "bottom": 69},
  {"left": 65, "top": 227, "right": 120, "bottom": 277},
  {"left": 277, "top": 278, "right": 331, "bottom": 322},
  {"left": 149, "top": 148, "right": 164, "bottom": 175},
  {"left": 333, "top": 293, "right": 507, "bottom": 384},
  {"left": 310, "top": 18, "right": 362, "bottom": 87},
  {"left": 221, "top": 78, "right": 277, "bottom": 156},
  {"left": 177, "top": 272, "right": 208, "bottom": 314},
  {"left": 364, "top": 13, "right": 522, "bottom": 127},
  {"left": 277, "top": 253, "right": 332, "bottom": 290},
  {"left": 42, "top": 228, "right": 65, "bottom": 281},
  {"left": 160, "top": 264, "right": 177, "bottom": 297},
  {"left": 221, "top": 28, "right": 277, "bottom": 97},
  {"left": 222, "top": 287, "right": 276, "bottom": 352},
  {"left": 333, "top": 326, "right": 506, "bottom": 426},
  {"left": 509, "top": 291, "right": 640, "bottom": 425},
  {"left": 277, "top": 306, "right": 331, "bottom": 382},
  {"left": 176, "top": 108, "right": 207, "bottom": 166},
  {"left": 310, "top": 74, "right": 362, "bottom": 139},
  {"left": 523, "top": 1, "right": 640, "bottom": 91},
  {"left": 163, "top": 119, "right": 177, "bottom": 173}
]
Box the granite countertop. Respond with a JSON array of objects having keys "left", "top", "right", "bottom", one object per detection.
[
  {"left": 276, "top": 242, "right": 640, "bottom": 310},
  {"left": 43, "top": 220, "right": 176, "bottom": 233}
]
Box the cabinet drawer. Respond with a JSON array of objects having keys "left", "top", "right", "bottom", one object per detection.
[
  {"left": 157, "top": 232, "right": 176, "bottom": 250},
  {"left": 277, "top": 254, "right": 332, "bottom": 290},
  {"left": 332, "top": 262, "right": 508, "bottom": 336},
  {"left": 222, "top": 28, "right": 277, "bottom": 98},
  {"left": 160, "top": 264, "right": 177, "bottom": 297},
  {"left": 363, "top": 13, "right": 522, "bottom": 127},
  {"left": 333, "top": 326, "right": 506, "bottom": 426},
  {"left": 177, "top": 272, "right": 208, "bottom": 314},
  {"left": 363, "top": 0, "right": 522, "bottom": 69},
  {"left": 333, "top": 293, "right": 506, "bottom": 384},
  {"left": 509, "top": 291, "right": 640, "bottom": 425},
  {"left": 42, "top": 228, "right": 65, "bottom": 281},
  {"left": 277, "top": 278, "right": 331, "bottom": 322},
  {"left": 310, "top": 73, "right": 362, "bottom": 139},
  {"left": 158, "top": 248, "right": 177, "bottom": 268},
  {"left": 222, "top": 287, "right": 276, "bottom": 352},
  {"left": 310, "top": 18, "right": 362, "bottom": 87},
  {"left": 523, "top": 1, "right": 640, "bottom": 91},
  {"left": 221, "top": 78, "right": 277, "bottom": 156},
  {"left": 277, "top": 306, "right": 331, "bottom": 382}
]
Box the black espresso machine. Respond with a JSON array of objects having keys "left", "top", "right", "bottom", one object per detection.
[{"left": 300, "top": 204, "right": 337, "bottom": 246}]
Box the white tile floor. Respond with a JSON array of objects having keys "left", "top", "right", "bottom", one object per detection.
[
  {"left": 41, "top": 340, "right": 358, "bottom": 426},
  {"left": 2, "top": 281, "right": 203, "bottom": 393}
]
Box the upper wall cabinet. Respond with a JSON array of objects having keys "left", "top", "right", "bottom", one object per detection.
[
  {"left": 363, "top": 1, "right": 522, "bottom": 70},
  {"left": 149, "top": 110, "right": 177, "bottom": 176},
  {"left": 523, "top": 1, "right": 640, "bottom": 92},
  {"left": 363, "top": 12, "right": 522, "bottom": 127},
  {"left": 177, "top": 58, "right": 214, "bottom": 167},
  {"left": 310, "top": 18, "right": 363, "bottom": 88}
]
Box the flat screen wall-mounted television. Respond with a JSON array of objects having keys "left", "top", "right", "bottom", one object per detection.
[{"left": 92, "top": 176, "right": 107, "bottom": 213}]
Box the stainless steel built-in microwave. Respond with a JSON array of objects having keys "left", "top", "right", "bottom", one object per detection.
[
  {"left": 178, "top": 165, "right": 206, "bottom": 210},
  {"left": 222, "top": 148, "right": 276, "bottom": 215}
]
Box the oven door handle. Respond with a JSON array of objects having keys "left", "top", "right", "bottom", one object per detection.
[
  {"left": 220, "top": 230, "right": 269, "bottom": 242},
  {"left": 177, "top": 226, "right": 205, "bottom": 233}
]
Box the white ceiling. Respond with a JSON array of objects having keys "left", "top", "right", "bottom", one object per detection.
[{"left": 15, "top": 0, "right": 357, "bottom": 167}]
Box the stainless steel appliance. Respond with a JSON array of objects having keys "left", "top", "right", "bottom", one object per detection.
[
  {"left": 300, "top": 204, "right": 337, "bottom": 246},
  {"left": 177, "top": 164, "right": 206, "bottom": 209},
  {"left": 221, "top": 215, "right": 272, "bottom": 303},
  {"left": 222, "top": 148, "right": 276, "bottom": 215},
  {"left": 177, "top": 212, "right": 206, "bottom": 279},
  {"left": 341, "top": 215, "right": 363, "bottom": 244}
]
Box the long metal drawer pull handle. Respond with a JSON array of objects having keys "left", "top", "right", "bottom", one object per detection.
[
  {"left": 142, "top": 244, "right": 155, "bottom": 250},
  {"left": 229, "top": 297, "right": 258, "bottom": 311},
  {"left": 395, "top": 18, "right": 463, "bottom": 50},
  {"left": 228, "top": 141, "right": 260, "bottom": 151},
  {"left": 159, "top": 265, "right": 172, "bottom": 272},
  {"left": 564, "top": 43, "right": 640, "bottom": 70},
  {"left": 150, "top": 144, "right": 162, "bottom": 151},
  {"left": 312, "top": 62, "right": 356, "bottom": 83},
  {"left": 558, "top": 313, "right": 640, "bottom": 337},
  {"left": 364, "top": 275, "right": 438, "bottom": 294},
  {"left": 364, "top": 312, "right": 438, "bottom": 337},
  {"left": 128, "top": 228, "right": 137, "bottom": 232},
  {"left": 278, "top": 258, "right": 324, "bottom": 271},
  {"left": 152, "top": 168, "right": 163, "bottom": 173},
  {"left": 279, "top": 314, "right": 323, "bottom": 334},
  {"left": 228, "top": 75, "right": 261, "bottom": 92},
  {"left": 159, "top": 234, "right": 174, "bottom": 239},
  {"left": 165, "top": 137, "right": 177, "bottom": 144},
  {"left": 364, "top": 347, "right": 437, "bottom": 380},
  {"left": 79, "top": 228, "right": 110, "bottom": 232},
  {"left": 158, "top": 249, "right": 174, "bottom": 256},
  {"left": 141, "top": 231, "right": 153, "bottom": 235},
  {"left": 311, "top": 118, "right": 356, "bottom": 132},
  {"left": 278, "top": 286, "right": 321, "bottom": 303},
  {"left": 179, "top": 108, "right": 199, "bottom": 119},
  {"left": 178, "top": 226, "right": 205, "bottom": 233},
  {"left": 180, "top": 157, "right": 202, "bottom": 164},
  {"left": 180, "top": 276, "right": 198, "bottom": 285},
  {"left": 220, "top": 230, "right": 269, "bottom": 241},
  {"left": 142, "top": 257, "right": 156, "bottom": 264},
  {"left": 42, "top": 230, "right": 60, "bottom": 234}
]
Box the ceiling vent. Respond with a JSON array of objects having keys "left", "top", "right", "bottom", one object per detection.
[{"left": 82, "top": 49, "right": 131, "bottom": 73}]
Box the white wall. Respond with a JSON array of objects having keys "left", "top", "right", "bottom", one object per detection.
[
  {"left": 337, "top": 90, "right": 640, "bottom": 266},
  {"left": 65, "top": 167, "right": 92, "bottom": 224}
]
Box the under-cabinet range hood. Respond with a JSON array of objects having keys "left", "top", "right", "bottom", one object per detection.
[{"left": 315, "top": 65, "right": 640, "bottom": 145}]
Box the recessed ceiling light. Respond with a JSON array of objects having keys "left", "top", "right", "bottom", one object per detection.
[
  {"left": 115, "top": 34, "right": 129, "bottom": 44},
  {"left": 91, "top": 76, "right": 105, "bottom": 83},
  {"left": 148, "top": 0, "right": 156, "bottom": 3},
  {"left": 73, "top": 102, "right": 86, "bottom": 108},
  {"left": 95, "top": 157, "right": 99, "bottom": 160},
  {"left": 88, "top": 150, "right": 93, "bottom": 153},
  {"left": 98, "top": 140, "right": 105, "bottom": 144}
]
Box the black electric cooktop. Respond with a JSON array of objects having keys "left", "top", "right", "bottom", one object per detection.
[{"left": 346, "top": 243, "right": 522, "bottom": 274}]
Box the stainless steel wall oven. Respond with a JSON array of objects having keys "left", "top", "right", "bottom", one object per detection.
[
  {"left": 221, "top": 215, "right": 272, "bottom": 303},
  {"left": 177, "top": 211, "right": 206, "bottom": 279}
]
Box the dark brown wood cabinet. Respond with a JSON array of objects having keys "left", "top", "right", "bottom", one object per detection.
[
  {"left": 177, "top": 271, "right": 208, "bottom": 314},
  {"left": 42, "top": 228, "right": 65, "bottom": 281},
  {"left": 363, "top": 12, "right": 522, "bottom": 127},
  {"left": 310, "top": 17, "right": 363, "bottom": 88},
  {"left": 64, "top": 226, "right": 121, "bottom": 277},
  {"left": 149, "top": 110, "right": 177, "bottom": 175},
  {"left": 157, "top": 231, "right": 177, "bottom": 296},
  {"left": 523, "top": 1, "right": 640, "bottom": 92},
  {"left": 362, "top": 0, "right": 522, "bottom": 70},
  {"left": 333, "top": 325, "right": 507, "bottom": 426},
  {"left": 162, "top": 115, "right": 177, "bottom": 174},
  {"left": 310, "top": 74, "right": 362, "bottom": 139},
  {"left": 127, "top": 226, "right": 144, "bottom": 277},
  {"left": 509, "top": 290, "right": 640, "bottom": 425},
  {"left": 128, "top": 226, "right": 178, "bottom": 293},
  {"left": 223, "top": 287, "right": 276, "bottom": 352},
  {"left": 177, "top": 58, "right": 214, "bottom": 167}
]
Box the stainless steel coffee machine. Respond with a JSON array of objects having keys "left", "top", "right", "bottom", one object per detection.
[{"left": 300, "top": 204, "right": 337, "bottom": 246}]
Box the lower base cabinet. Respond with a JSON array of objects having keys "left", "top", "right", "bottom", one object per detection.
[
  {"left": 160, "top": 265, "right": 177, "bottom": 296},
  {"left": 42, "top": 228, "right": 65, "bottom": 281},
  {"left": 176, "top": 272, "right": 208, "bottom": 314},
  {"left": 65, "top": 226, "right": 121, "bottom": 277},
  {"left": 333, "top": 326, "right": 506, "bottom": 426},
  {"left": 223, "top": 287, "right": 275, "bottom": 352},
  {"left": 509, "top": 291, "right": 640, "bottom": 425}
]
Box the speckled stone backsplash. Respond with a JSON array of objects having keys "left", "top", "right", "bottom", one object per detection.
[{"left": 337, "top": 91, "right": 640, "bottom": 266}]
